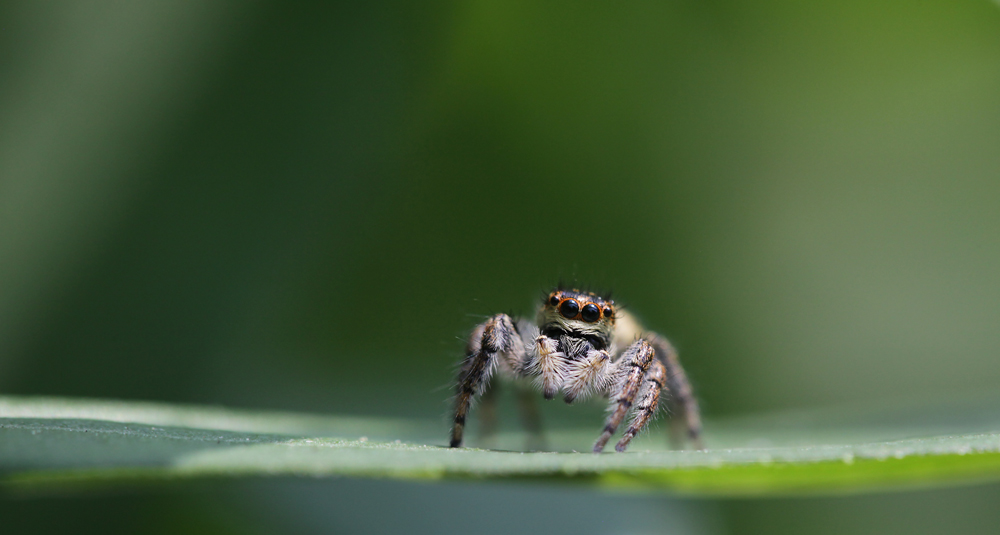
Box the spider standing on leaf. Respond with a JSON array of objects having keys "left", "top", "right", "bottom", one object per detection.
[{"left": 449, "top": 288, "right": 704, "bottom": 453}]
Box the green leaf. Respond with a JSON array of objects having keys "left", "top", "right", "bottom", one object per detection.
[{"left": 3, "top": 395, "right": 1000, "bottom": 496}]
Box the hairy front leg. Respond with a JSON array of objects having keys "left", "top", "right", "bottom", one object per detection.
[
  {"left": 615, "top": 358, "right": 666, "bottom": 452},
  {"left": 450, "top": 314, "right": 524, "bottom": 448},
  {"left": 593, "top": 340, "right": 655, "bottom": 453}
]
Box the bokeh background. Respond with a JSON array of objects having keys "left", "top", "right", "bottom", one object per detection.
[{"left": 3, "top": 1, "right": 1000, "bottom": 534}]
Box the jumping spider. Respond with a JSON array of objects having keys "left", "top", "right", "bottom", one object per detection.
[{"left": 450, "top": 288, "right": 703, "bottom": 453}]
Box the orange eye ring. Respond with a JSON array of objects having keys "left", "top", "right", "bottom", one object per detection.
[
  {"left": 553, "top": 297, "right": 612, "bottom": 323},
  {"left": 558, "top": 298, "right": 580, "bottom": 319},
  {"left": 580, "top": 303, "right": 601, "bottom": 322}
]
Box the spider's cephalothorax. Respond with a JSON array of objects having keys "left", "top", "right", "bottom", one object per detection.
[{"left": 449, "top": 288, "right": 704, "bottom": 453}]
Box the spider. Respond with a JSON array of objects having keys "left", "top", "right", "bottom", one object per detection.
[{"left": 449, "top": 288, "right": 704, "bottom": 453}]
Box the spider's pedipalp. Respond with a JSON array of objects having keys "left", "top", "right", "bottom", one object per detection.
[
  {"left": 522, "top": 334, "right": 566, "bottom": 399},
  {"left": 562, "top": 345, "right": 612, "bottom": 404}
]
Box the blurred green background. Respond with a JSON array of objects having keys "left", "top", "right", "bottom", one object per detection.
[{"left": 3, "top": 1, "right": 1000, "bottom": 534}]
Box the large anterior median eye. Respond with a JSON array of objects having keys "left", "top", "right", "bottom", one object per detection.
[
  {"left": 581, "top": 303, "right": 601, "bottom": 322},
  {"left": 559, "top": 299, "right": 580, "bottom": 319}
]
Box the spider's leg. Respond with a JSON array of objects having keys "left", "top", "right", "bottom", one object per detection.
[
  {"left": 515, "top": 383, "right": 547, "bottom": 451},
  {"left": 593, "top": 340, "right": 655, "bottom": 453},
  {"left": 477, "top": 380, "right": 500, "bottom": 448},
  {"left": 648, "top": 333, "right": 704, "bottom": 450},
  {"left": 450, "top": 314, "right": 524, "bottom": 448},
  {"left": 615, "top": 358, "right": 666, "bottom": 452}
]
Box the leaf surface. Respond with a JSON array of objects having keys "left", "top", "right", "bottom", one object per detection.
[{"left": 3, "top": 395, "right": 1000, "bottom": 496}]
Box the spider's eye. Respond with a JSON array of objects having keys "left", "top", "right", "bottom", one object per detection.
[
  {"left": 603, "top": 307, "right": 613, "bottom": 319},
  {"left": 549, "top": 295, "right": 560, "bottom": 306},
  {"left": 559, "top": 299, "right": 580, "bottom": 319},
  {"left": 581, "top": 303, "right": 601, "bottom": 322}
]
